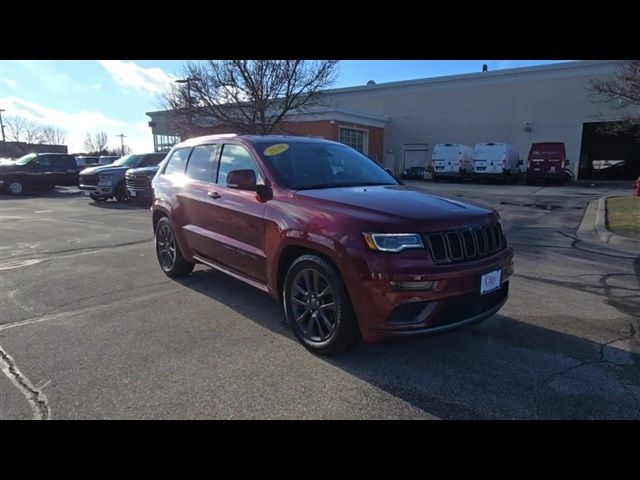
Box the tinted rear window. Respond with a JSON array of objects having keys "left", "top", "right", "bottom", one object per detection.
[
  {"left": 142, "top": 153, "right": 166, "bottom": 167},
  {"left": 52, "top": 156, "right": 76, "bottom": 167}
]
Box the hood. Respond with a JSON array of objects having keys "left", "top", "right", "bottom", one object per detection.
[
  {"left": 126, "top": 166, "right": 159, "bottom": 175},
  {"left": 80, "top": 165, "right": 130, "bottom": 175},
  {"left": 0, "top": 162, "right": 21, "bottom": 173},
  {"left": 293, "top": 185, "right": 496, "bottom": 231}
]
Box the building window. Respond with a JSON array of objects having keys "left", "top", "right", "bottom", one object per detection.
[
  {"left": 154, "top": 134, "right": 181, "bottom": 152},
  {"left": 339, "top": 127, "right": 368, "bottom": 154}
]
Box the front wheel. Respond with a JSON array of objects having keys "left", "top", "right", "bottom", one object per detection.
[
  {"left": 155, "top": 217, "right": 194, "bottom": 277},
  {"left": 6, "top": 178, "right": 26, "bottom": 195},
  {"left": 114, "top": 183, "right": 129, "bottom": 203},
  {"left": 283, "top": 255, "right": 359, "bottom": 355}
]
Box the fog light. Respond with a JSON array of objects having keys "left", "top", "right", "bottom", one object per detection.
[{"left": 389, "top": 281, "right": 434, "bottom": 291}]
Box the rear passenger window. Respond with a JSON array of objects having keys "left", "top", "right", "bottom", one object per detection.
[
  {"left": 34, "top": 157, "right": 51, "bottom": 167},
  {"left": 217, "top": 144, "right": 262, "bottom": 186},
  {"left": 53, "top": 156, "right": 74, "bottom": 168},
  {"left": 163, "top": 148, "right": 191, "bottom": 176},
  {"left": 186, "top": 145, "right": 218, "bottom": 183}
]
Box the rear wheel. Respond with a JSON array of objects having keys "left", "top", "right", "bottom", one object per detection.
[
  {"left": 155, "top": 217, "right": 194, "bottom": 277},
  {"left": 283, "top": 255, "right": 360, "bottom": 355}
]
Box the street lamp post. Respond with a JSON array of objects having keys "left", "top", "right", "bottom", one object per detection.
[
  {"left": 0, "top": 109, "right": 6, "bottom": 157},
  {"left": 175, "top": 77, "right": 198, "bottom": 138},
  {"left": 117, "top": 134, "right": 126, "bottom": 156}
]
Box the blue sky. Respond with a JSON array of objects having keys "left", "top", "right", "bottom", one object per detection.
[{"left": 0, "top": 60, "right": 572, "bottom": 153}]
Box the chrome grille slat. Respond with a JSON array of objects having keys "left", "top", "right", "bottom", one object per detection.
[{"left": 425, "top": 223, "right": 506, "bottom": 264}]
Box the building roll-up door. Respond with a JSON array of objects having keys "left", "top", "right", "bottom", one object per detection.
[{"left": 403, "top": 146, "right": 430, "bottom": 178}]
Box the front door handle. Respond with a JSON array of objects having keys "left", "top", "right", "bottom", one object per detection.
[{"left": 207, "top": 191, "right": 221, "bottom": 199}]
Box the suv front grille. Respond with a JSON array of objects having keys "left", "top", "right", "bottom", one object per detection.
[
  {"left": 125, "top": 174, "right": 150, "bottom": 190},
  {"left": 425, "top": 222, "right": 506, "bottom": 264},
  {"left": 79, "top": 174, "right": 98, "bottom": 186}
]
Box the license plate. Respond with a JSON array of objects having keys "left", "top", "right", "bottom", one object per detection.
[
  {"left": 480, "top": 269, "right": 502, "bottom": 295},
  {"left": 83, "top": 191, "right": 91, "bottom": 196},
  {"left": 128, "top": 189, "right": 136, "bottom": 197},
  {"left": 549, "top": 167, "right": 556, "bottom": 173}
]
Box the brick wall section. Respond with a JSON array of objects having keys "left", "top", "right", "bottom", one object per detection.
[{"left": 281, "top": 120, "right": 384, "bottom": 163}]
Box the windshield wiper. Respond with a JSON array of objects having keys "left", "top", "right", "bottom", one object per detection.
[{"left": 297, "top": 181, "right": 396, "bottom": 190}]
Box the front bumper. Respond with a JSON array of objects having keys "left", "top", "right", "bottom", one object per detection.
[
  {"left": 79, "top": 184, "right": 114, "bottom": 197},
  {"left": 341, "top": 246, "right": 514, "bottom": 342},
  {"left": 125, "top": 186, "right": 153, "bottom": 200},
  {"left": 433, "top": 169, "right": 463, "bottom": 178}
]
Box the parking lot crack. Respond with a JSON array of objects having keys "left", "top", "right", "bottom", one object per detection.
[{"left": 0, "top": 345, "right": 50, "bottom": 420}]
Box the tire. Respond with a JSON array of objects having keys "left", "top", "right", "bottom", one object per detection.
[
  {"left": 283, "top": 254, "right": 360, "bottom": 355},
  {"left": 155, "top": 217, "right": 194, "bottom": 277},
  {"left": 433, "top": 176, "right": 439, "bottom": 183},
  {"left": 114, "top": 183, "right": 129, "bottom": 203},
  {"left": 90, "top": 194, "right": 106, "bottom": 202},
  {"left": 6, "top": 178, "right": 26, "bottom": 195}
]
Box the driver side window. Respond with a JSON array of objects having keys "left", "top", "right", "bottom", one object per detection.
[{"left": 216, "top": 144, "right": 262, "bottom": 187}]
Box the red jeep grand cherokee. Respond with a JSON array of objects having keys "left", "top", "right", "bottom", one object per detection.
[{"left": 152, "top": 135, "right": 514, "bottom": 355}]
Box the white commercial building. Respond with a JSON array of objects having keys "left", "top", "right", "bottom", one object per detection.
[{"left": 147, "top": 60, "right": 638, "bottom": 180}]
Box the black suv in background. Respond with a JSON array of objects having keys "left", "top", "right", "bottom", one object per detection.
[
  {"left": 0, "top": 153, "right": 79, "bottom": 195},
  {"left": 125, "top": 163, "right": 164, "bottom": 204},
  {"left": 79, "top": 152, "right": 165, "bottom": 202}
]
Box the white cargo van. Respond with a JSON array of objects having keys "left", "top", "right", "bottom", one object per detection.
[
  {"left": 472, "top": 143, "right": 522, "bottom": 183},
  {"left": 432, "top": 144, "right": 474, "bottom": 182}
]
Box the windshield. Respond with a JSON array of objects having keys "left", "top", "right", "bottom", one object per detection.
[
  {"left": 15, "top": 153, "right": 37, "bottom": 165},
  {"left": 111, "top": 154, "right": 143, "bottom": 167},
  {"left": 256, "top": 142, "right": 398, "bottom": 190}
]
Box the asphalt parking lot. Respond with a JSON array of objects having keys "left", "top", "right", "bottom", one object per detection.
[{"left": 1, "top": 182, "right": 638, "bottom": 419}]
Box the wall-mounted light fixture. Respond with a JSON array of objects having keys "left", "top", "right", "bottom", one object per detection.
[{"left": 523, "top": 121, "right": 533, "bottom": 132}]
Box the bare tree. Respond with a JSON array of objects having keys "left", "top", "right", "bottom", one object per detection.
[
  {"left": 589, "top": 60, "right": 640, "bottom": 137},
  {"left": 160, "top": 60, "right": 339, "bottom": 136},
  {"left": 40, "top": 126, "right": 67, "bottom": 145},
  {"left": 84, "top": 132, "right": 110, "bottom": 155},
  {"left": 4, "top": 115, "right": 46, "bottom": 143}
]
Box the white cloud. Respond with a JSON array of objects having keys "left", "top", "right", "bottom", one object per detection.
[
  {"left": 1, "top": 77, "right": 17, "bottom": 89},
  {"left": 98, "top": 60, "right": 174, "bottom": 94},
  {"left": 0, "top": 95, "right": 153, "bottom": 153}
]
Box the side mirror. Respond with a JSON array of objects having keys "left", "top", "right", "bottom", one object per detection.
[
  {"left": 518, "top": 159, "right": 524, "bottom": 166},
  {"left": 227, "top": 169, "right": 257, "bottom": 190}
]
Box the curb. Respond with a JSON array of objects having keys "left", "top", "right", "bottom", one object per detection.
[{"left": 591, "top": 196, "right": 639, "bottom": 251}]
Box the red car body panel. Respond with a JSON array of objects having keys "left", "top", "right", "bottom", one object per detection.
[{"left": 152, "top": 135, "right": 514, "bottom": 341}]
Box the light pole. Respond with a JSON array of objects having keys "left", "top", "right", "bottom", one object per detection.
[
  {"left": 0, "top": 109, "right": 6, "bottom": 157},
  {"left": 175, "top": 77, "right": 198, "bottom": 137},
  {"left": 117, "top": 134, "right": 126, "bottom": 156}
]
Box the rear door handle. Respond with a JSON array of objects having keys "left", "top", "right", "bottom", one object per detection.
[{"left": 207, "top": 191, "right": 221, "bottom": 199}]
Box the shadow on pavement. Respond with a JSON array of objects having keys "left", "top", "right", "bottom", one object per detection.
[{"left": 175, "top": 267, "right": 640, "bottom": 420}]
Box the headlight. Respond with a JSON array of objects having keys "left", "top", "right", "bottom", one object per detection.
[
  {"left": 99, "top": 174, "right": 114, "bottom": 181},
  {"left": 362, "top": 233, "right": 424, "bottom": 253}
]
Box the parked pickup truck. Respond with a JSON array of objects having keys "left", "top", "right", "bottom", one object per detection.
[
  {"left": 125, "top": 164, "right": 162, "bottom": 204},
  {"left": 79, "top": 152, "right": 165, "bottom": 202},
  {"left": 0, "top": 153, "right": 79, "bottom": 195}
]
